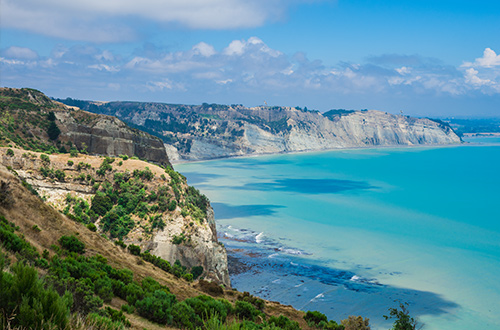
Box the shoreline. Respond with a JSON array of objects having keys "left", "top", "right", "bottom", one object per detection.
[{"left": 171, "top": 141, "right": 466, "bottom": 165}]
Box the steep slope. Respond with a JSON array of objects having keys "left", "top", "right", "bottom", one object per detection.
[
  {"left": 0, "top": 147, "right": 229, "bottom": 286},
  {"left": 58, "top": 99, "right": 462, "bottom": 161},
  {"left": 0, "top": 88, "right": 170, "bottom": 166},
  {"left": 0, "top": 162, "right": 319, "bottom": 330}
]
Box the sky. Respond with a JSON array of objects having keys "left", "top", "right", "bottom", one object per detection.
[{"left": 1, "top": 0, "right": 500, "bottom": 117}]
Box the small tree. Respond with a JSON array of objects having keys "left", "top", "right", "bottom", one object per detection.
[
  {"left": 47, "top": 121, "right": 61, "bottom": 140},
  {"left": 384, "top": 303, "right": 420, "bottom": 330}
]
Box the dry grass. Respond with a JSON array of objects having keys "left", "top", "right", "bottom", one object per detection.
[{"left": 0, "top": 159, "right": 313, "bottom": 330}]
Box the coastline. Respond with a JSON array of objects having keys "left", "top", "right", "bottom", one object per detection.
[{"left": 170, "top": 141, "right": 465, "bottom": 165}]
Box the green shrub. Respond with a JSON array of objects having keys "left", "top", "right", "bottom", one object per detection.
[
  {"left": 121, "top": 304, "right": 135, "bottom": 314},
  {"left": 0, "top": 262, "right": 71, "bottom": 330},
  {"left": 86, "top": 312, "right": 125, "bottom": 330},
  {"left": 268, "top": 315, "right": 301, "bottom": 330},
  {"left": 305, "top": 311, "right": 328, "bottom": 325},
  {"left": 91, "top": 192, "right": 113, "bottom": 217},
  {"left": 58, "top": 235, "right": 85, "bottom": 254},
  {"left": 124, "top": 283, "right": 144, "bottom": 305},
  {"left": 238, "top": 291, "right": 265, "bottom": 311},
  {"left": 6, "top": 148, "right": 14, "bottom": 156},
  {"left": 86, "top": 223, "right": 97, "bottom": 232},
  {"left": 127, "top": 244, "right": 141, "bottom": 256},
  {"left": 135, "top": 290, "right": 177, "bottom": 324},
  {"left": 40, "top": 153, "right": 50, "bottom": 164},
  {"left": 234, "top": 300, "right": 260, "bottom": 321},
  {"left": 114, "top": 240, "right": 127, "bottom": 249},
  {"left": 171, "top": 301, "right": 199, "bottom": 330},
  {"left": 67, "top": 160, "right": 74, "bottom": 166},
  {"left": 191, "top": 266, "right": 204, "bottom": 279}
]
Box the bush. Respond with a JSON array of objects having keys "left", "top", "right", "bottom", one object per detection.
[
  {"left": 121, "top": 304, "right": 135, "bottom": 314},
  {"left": 67, "top": 160, "right": 74, "bottom": 166},
  {"left": 234, "top": 300, "right": 260, "bottom": 321},
  {"left": 198, "top": 279, "right": 224, "bottom": 296},
  {"left": 191, "top": 266, "right": 204, "bottom": 279},
  {"left": 6, "top": 148, "right": 14, "bottom": 156},
  {"left": 268, "top": 315, "right": 301, "bottom": 330},
  {"left": 171, "top": 301, "right": 199, "bottom": 330},
  {"left": 91, "top": 192, "right": 113, "bottom": 217},
  {"left": 0, "top": 262, "right": 71, "bottom": 330},
  {"left": 86, "top": 223, "right": 97, "bottom": 232},
  {"left": 238, "top": 291, "right": 265, "bottom": 311},
  {"left": 58, "top": 235, "right": 85, "bottom": 254},
  {"left": 305, "top": 311, "right": 328, "bottom": 325},
  {"left": 40, "top": 153, "right": 50, "bottom": 164},
  {"left": 341, "top": 316, "right": 370, "bottom": 330},
  {"left": 135, "top": 290, "right": 177, "bottom": 324},
  {"left": 127, "top": 244, "right": 141, "bottom": 256}
]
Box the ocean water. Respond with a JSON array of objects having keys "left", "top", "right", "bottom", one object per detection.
[{"left": 176, "top": 140, "right": 500, "bottom": 330}]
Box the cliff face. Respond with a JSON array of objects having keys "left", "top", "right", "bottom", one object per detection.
[
  {"left": 59, "top": 99, "right": 462, "bottom": 162},
  {"left": 176, "top": 109, "right": 462, "bottom": 161},
  {"left": 55, "top": 110, "right": 170, "bottom": 166},
  {"left": 148, "top": 206, "right": 230, "bottom": 285}
]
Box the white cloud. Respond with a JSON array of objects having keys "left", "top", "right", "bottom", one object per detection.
[
  {"left": 2, "top": 46, "right": 38, "bottom": 60},
  {"left": 223, "top": 40, "right": 246, "bottom": 56},
  {"left": 88, "top": 64, "right": 119, "bottom": 72},
  {"left": 0, "top": 0, "right": 295, "bottom": 42},
  {"left": 192, "top": 42, "right": 216, "bottom": 57},
  {"left": 396, "top": 66, "right": 411, "bottom": 75},
  {"left": 463, "top": 48, "right": 500, "bottom": 68},
  {"left": 3, "top": 39, "right": 500, "bottom": 109}
]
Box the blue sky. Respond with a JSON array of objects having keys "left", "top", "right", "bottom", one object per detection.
[{"left": 1, "top": 0, "right": 500, "bottom": 117}]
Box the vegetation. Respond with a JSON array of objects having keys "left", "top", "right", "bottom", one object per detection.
[
  {"left": 444, "top": 117, "right": 500, "bottom": 137},
  {"left": 0, "top": 88, "right": 62, "bottom": 154},
  {"left": 341, "top": 316, "right": 370, "bottom": 330},
  {"left": 384, "top": 303, "right": 419, "bottom": 330}
]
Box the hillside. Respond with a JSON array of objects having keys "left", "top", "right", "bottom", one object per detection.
[
  {"left": 0, "top": 157, "right": 327, "bottom": 330},
  {"left": 0, "top": 88, "right": 170, "bottom": 165},
  {"left": 58, "top": 99, "right": 462, "bottom": 162}
]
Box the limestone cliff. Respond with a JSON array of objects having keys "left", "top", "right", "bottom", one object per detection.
[{"left": 58, "top": 99, "right": 462, "bottom": 162}]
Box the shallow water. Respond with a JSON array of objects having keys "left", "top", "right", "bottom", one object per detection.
[{"left": 177, "top": 141, "right": 500, "bottom": 330}]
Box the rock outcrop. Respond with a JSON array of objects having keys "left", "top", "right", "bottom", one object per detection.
[
  {"left": 55, "top": 110, "right": 170, "bottom": 166},
  {"left": 147, "top": 206, "right": 230, "bottom": 286}
]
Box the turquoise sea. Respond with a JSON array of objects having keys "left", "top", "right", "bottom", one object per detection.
[{"left": 177, "top": 138, "right": 500, "bottom": 330}]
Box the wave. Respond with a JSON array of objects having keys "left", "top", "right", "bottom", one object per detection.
[{"left": 255, "top": 232, "right": 265, "bottom": 244}]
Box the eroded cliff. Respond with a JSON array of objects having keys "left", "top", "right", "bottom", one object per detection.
[{"left": 59, "top": 99, "right": 462, "bottom": 162}]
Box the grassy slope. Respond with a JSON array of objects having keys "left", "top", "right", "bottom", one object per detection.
[{"left": 0, "top": 154, "right": 312, "bottom": 330}]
